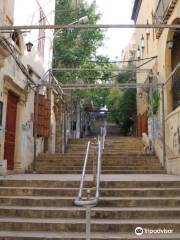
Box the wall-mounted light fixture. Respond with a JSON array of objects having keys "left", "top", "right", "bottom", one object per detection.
[
  {"left": 146, "top": 20, "right": 150, "bottom": 37},
  {"left": 167, "top": 40, "right": 174, "bottom": 49},
  {"left": 26, "top": 42, "right": 33, "bottom": 52},
  {"left": 141, "top": 35, "right": 145, "bottom": 49},
  {"left": 137, "top": 46, "right": 141, "bottom": 60}
]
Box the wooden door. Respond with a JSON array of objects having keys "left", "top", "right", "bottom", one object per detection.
[{"left": 4, "top": 92, "right": 18, "bottom": 170}]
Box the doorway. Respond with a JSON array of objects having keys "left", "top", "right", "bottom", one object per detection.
[{"left": 4, "top": 92, "right": 18, "bottom": 170}]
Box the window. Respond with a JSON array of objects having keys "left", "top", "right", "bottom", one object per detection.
[{"left": 11, "top": 31, "right": 21, "bottom": 49}]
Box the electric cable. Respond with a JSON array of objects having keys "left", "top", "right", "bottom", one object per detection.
[{"left": 53, "top": 56, "right": 157, "bottom": 64}]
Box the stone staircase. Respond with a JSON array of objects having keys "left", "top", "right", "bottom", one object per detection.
[
  {"left": 102, "top": 137, "right": 165, "bottom": 174},
  {"left": 33, "top": 138, "right": 95, "bottom": 174},
  {"left": 34, "top": 137, "right": 165, "bottom": 174},
  {"left": 0, "top": 137, "right": 179, "bottom": 239},
  {"left": 0, "top": 176, "right": 180, "bottom": 239}
]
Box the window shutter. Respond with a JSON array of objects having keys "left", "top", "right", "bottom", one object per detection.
[{"left": 35, "top": 94, "right": 51, "bottom": 137}]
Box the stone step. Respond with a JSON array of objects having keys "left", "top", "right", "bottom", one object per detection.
[
  {"left": 38, "top": 155, "right": 158, "bottom": 161},
  {"left": 102, "top": 159, "right": 160, "bottom": 163},
  {"left": 35, "top": 170, "right": 94, "bottom": 174},
  {"left": 102, "top": 160, "right": 161, "bottom": 167},
  {"left": 0, "top": 196, "right": 180, "bottom": 207},
  {"left": 103, "top": 152, "right": 145, "bottom": 155},
  {"left": 103, "top": 153, "right": 155, "bottom": 157},
  {"left": 103, "top": 154, "right": 157, "bottom": 159},
  {"left": 101, "top": 170, "right": 166, "bottom": 174},
  {"left": 104, "top": 147, "right": 143, "bottom": 149},
  {"left": 1, "top": 187, "right": 180, "bottom": 197},
  {"left": 38, "top": 153, "right": 94, "bottom": 158},
  {"left": 99, "top": 197, "right": 180, "bottom": 207},
  {"left": 0, "top": 217, "right": 179, "bottom": 232},
  {"left": 0, "top": 180, "right": 92, "bottom": 188},
  {"left": 36, "top": 158, "right": 159, "bottom": 164},
  {"left": 101, "top": 166, "right": 163, "bottom": 170},
  {"left": 35, "top": 170, "right": 166, "bottom": 174},
  {"left": 35, "top": 166, "right": 92, "bottom": 171},
  {"left": 35, "top": 162, "right": 92, "bottom": 167},
  {"left": 0, "top": 196, "right": 75, "bottom": 207},
  {"left": 100, "top": 188, "right": 180, "bottom": 197},
  {"left": 0, "top": 231, "right": 179, "bottom": 240},
  {"left": 2, "top": 179, "right": 180, "bottom": 188},
  {"left": 34, "top": 165, "right": 163, "bottom": 171},
  {"left": 0, "top": 206, "right": 180, "bottom": 219}
]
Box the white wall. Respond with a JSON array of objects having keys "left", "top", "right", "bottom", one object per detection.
[{"left": 14, "top": 0, "right": 55, "bottom": 71}]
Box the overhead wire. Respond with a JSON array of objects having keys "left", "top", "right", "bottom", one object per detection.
[
  {"left": 53, "top": 56, "right": 158, "bottom": 64},
  {"left": 0, "top": 36, "right": 36, "bottom": 90}
]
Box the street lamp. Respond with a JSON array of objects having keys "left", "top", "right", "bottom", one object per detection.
[
  {"left": 167, "top": 40, "right": 174, "bottom": 49},
  {"left": 141, "top": 35, "right": 145, "bottom": 49},
  {"left": 26, "top": 41, "right": 33, "bottom": 52},
  {"left": 53, "top": 15, "right": 89, "bottom": 38},
  {"left": 137, "top": 46, "right": 141, "bottom": 60},
  {"left": 146, "top": 20, "right": 150, "bottom": 37}
]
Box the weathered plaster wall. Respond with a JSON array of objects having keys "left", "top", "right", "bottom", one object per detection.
[{"left": 134, "top": 0, "right": 180, "bottom": 174}]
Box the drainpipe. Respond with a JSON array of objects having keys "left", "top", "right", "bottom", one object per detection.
[
  {"left": 33, "top": 85, "right": 39, "bottom": 173},
  {"left": 161, "top": 83, "right": 166, "bottom": 168}
]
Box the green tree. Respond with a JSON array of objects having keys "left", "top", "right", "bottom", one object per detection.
[
  {"left": 53, "top": 0, "right": 112, "bottom": 83},
  {"left": 107, "top": 88, "right": 123, "bottom": 124},
  {"left": 107, "top": 66, "right": 137, "bottom": 135},
  {"left": 116, "top": 65, "right": 136, "bottom": 83},
  {"left": 75, "top": 88, "right": 109, "bottom": 110}
]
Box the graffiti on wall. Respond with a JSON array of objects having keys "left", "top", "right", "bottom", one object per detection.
[
  {"left": 21, "top": 118, "right": 34, "bottom": 153},
  {"left": 173, "top": 127, "right": 180, "bottom": 154},
  {"left": 148, "top": 115, "right": 161, "bottom": 147}
]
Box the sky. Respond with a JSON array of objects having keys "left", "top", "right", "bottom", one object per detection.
[
  {"left": 14, "top": 0, "right": 135, "bottom": 61},
  {"left": 87, "top": 0, "right": 135, "bottom": 60}
]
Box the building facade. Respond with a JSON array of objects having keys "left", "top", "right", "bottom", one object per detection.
[
  {"left": 120, "top": 32, "right": 136, "bottom": 69},
  {"left": 132, "top": 0, "right": 180, "bottom": 174},
  {"left": 0, "top": 0, "right": 57, "bottom": 174}
]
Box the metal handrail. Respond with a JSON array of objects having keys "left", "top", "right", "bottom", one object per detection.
[
  {"left": 76, "top": 141, "right": 91, "bottom": 202},
  {"left": 101, "top": 126, "right": 106, "bottom": 150},
  {"left": 74, "top": 139, "right": 102, "bottom": 206},
  {"left": 74, "top": 128, "right": 106, "bottom": 240}
]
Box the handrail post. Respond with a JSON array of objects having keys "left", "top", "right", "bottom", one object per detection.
[
  {"left": 92, "top": 143, "right": 97, "bottom": 183},
  {"left": 86, "top": 205, "right": 91, "bottom": 240},
  {"left": 74, "top": 133, "right": 106, "bottom": 240},
  {"left": 78, "top": 141, "right": 91, "bottom": 199}
]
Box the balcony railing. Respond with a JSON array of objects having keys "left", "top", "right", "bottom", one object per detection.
[{"left": 154, "top": 0, "right": 178, "bottom": 38}]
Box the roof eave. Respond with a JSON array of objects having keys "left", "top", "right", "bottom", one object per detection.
[{"left": 131, "top": 0, "right": 142, "bottom": 22}]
